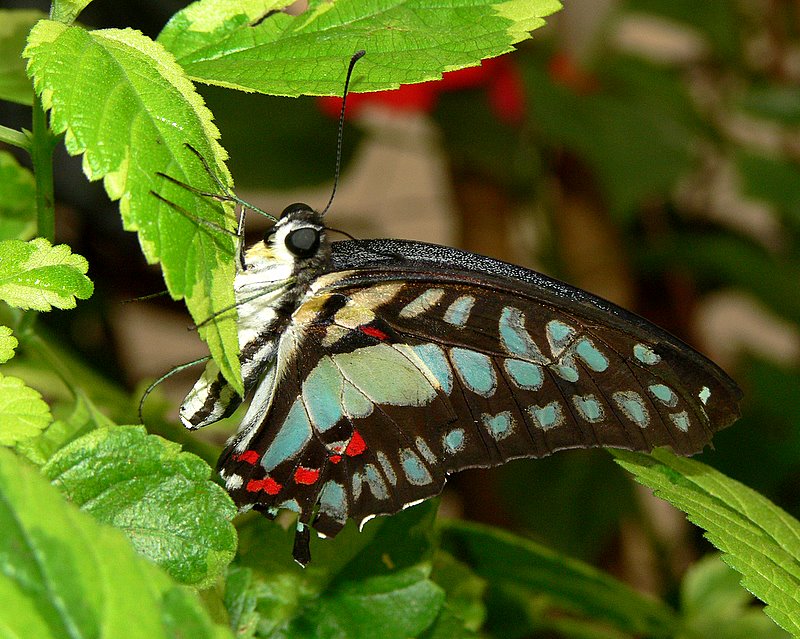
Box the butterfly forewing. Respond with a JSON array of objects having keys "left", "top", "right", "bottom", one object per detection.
[{"left": 215, "top": 239, "right": 740, "bottom": 551}]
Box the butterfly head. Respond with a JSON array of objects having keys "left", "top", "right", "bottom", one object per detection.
[{"left": 245, "top": 202, "right": 329, "bottom": 272}]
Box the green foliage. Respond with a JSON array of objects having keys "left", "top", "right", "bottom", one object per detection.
[
  {"left": 614, "top": 449, "right": 800, "bottom": 636},
  {"left": 42, "top": 426, "right": 238, "bottom": 587},
  {"left": 1, "top": 1, "right": 799, "bottom": 638},
  {"left": 0, "top": 447, "right": 232, "bottom": 639}
]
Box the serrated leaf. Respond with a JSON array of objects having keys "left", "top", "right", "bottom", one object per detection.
[
  {"left": 25, "top": 20, "right": 242, "bottom": 393},
  {"left": 613, "top": 448, "right": 800, "bottom": 637},
  {"left": 0, "top": 325, "right": 17, "bottom": 363},
  {"left": 440, "top": 519, "right": 678, "bottom": 638},
  {"left": 0, "top": 151, "right": 37, "bottom": 241},
  {"left": 158, "top": 0, "right": 562, "bottom": 96},
  {"left": 0, "top": 237, "right": 93, "bottom": 311},
  {"left": 51, "top": 0, "right": 94, "bottom": 24},
  {"left": 0, "top": 447, "right": 232, "bottom": 639},
  {"left": 0, "top": 371, "right": 52, "bottom": 446},
  {"left": 43, "top": 425, "right": 237, "bottom": 587},
  {"left": 15, "top": 392, "right": 114, "bottom": 465},
  {"left": 680, "top": 555, "right": 791, "bottom": 639},
  {"left": 0, "top": 9, "right": 43, "bottom": 105}
]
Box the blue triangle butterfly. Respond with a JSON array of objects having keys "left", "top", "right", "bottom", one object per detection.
[{"left": 174, "top": 52, "right": 741, "bottom": 565}]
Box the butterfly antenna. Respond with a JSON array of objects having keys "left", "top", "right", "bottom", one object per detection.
[
  {"left": 138, "top": 355, "right": 211, "bottom": 423},
  {"left": 321, "top": 49, "right": 366, "bottom": 216}
]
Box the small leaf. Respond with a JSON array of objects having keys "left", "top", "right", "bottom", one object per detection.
[
  {"left": 25, "top": 20, "right": 242, "bottom": 393},
  {"left": 0, "top": 371, "right": 52, "bottom": 446},
  {"left": 0, "top": 151, "right": 37, "bottom": 240},
  {"left": 51, "top": 0, "right": 94, "bottom": 24},
  {"left": 0, "top": 9, "right": 44, "bottom": 105},
  {"left": 440, "top": 519, "right": 679, "bottom": 638},
  {"left": 613, "top": 448, "right": 800, "bottom": 637},
  {"left": 43, "top": 425, "right": 237, "bottom": 587},
  {"left": 159, "top": 0, "right": 562, "bottom": 96},
  {"left": 0, "top": 238, "right": 93, "bottom": 311},
  {"left": 0, "top": 325, "right": 17, "bottom": 363},
  {"left": 0, "top": 447, "right": 232, "bottom": 639}
]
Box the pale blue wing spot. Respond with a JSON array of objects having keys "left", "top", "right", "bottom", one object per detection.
[
  {"left": 342, "top": 380, "right": 374, "bottom": 418},
  {"left": 261, "top": 399, "right": 312, "bottom": 472},
  {"left": 333, "top": 344, "right": 437, "bottom": 406},
  {"left": 575, "top": 338, "right": 609, "bottom": 372},
  {"left": 633, "top": 343, "right": 661, "bottom": 365},
  {"left": 399, "top": 288, "right": 445, "bottom": 318},
  {"left": 377, "top": 451, "right": 397, "bottom": 485},
  {"left": 699, "top": 386, "right": 711, "bottom": 405},
  {"left": 482, "top": 411, "right": 515, "bottom": 440},
  {"left": 504, "top": 358, "right": 544, "bottom": 390},
  {"left": 400, "top": 448, "right": 433, "bottom": 485},
  {"left": 319, "top": 481, "right": 347, "bottom": 521},
  {"left": 572, "top": 394, "right": 604, "bottom": 423},
  {"left": 444, "top": 428, "right": 465, "bottom": 454},
  {"left": 670, "top": 411, "right": 690, "bottom": 432},
  {"left": 364, "top": 463, "right": 389, "bottom": 500},
  {"left": 613, "top": 391, "right": 650, "bottom": 428},
  {"left": 451, "top": 347, "right": 497, "bottom": 397},
  {"left": 499, "top": 307, "right": 547, "bottom": 362},
  {"left": 302, "top": 356, "right": 343, "bottom": 432},
  {"left": 546, "top": 319, "right": 575, "bottom": 356},
  {"left": 529, "top": 401, "right": 565, "bottom": 430},
  {"left": 279, "top": 499, "right": 301, "bottom": 513},
  {"left": 415, "top": 435, "right": 437, "bottom": 465},
  {"left": 649, "top": 383, "right": 678, "bottom": 407},
  {"left": 444, "top": 295, "right": 476, "bottom": 327},
  {"left": 412, "top": 343, "right": 453, "bottom": 394},
  {"left": 552, "top": 363, "right": 579, "bottom": 383},
  {"left": 352, "top": 472, "right": 363, "bottom": 500}
]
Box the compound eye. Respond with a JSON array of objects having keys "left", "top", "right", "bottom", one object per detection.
[
  {"left": 281, "top": 202, "right": 312, "bottom": 218},
  {"left": 285, "top": 226, "right": 320, "bottom": 258}
]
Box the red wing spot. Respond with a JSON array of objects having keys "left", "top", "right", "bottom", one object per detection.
[
  {"left": 345, "top": 430, "right": 367, "bottom": 457},
  {"left": 246, "top": 477, "right": 282, "bottom": 495},
  {"left": 360, "top": 325, "right": 388, "bottom": 341},
  {"left": 294, "top": 466, "right": 321, "bottom": 485},
  {"left": 234, "top": 450, "right": 260, "bottom": 465},
  {"left": 329, "top": 454, "right": 342, "bottom": 464}
]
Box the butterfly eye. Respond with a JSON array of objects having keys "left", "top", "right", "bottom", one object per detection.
[
  {"left": 285, "top": 227, "right": 321, "bottom": 258},
  {"left": 281, "top": 202, "right": 313, "bottom": 218}
]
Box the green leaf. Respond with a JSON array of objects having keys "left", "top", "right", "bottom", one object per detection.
[
  {"left": 736, "top": 152, "right": 800, "bottom": 225},
  {"left": 613, "top": 448, "right": 800, "bottom": 637},
  {"left": 680, "top": 555, "right": 791, "bottom": 639},
  {"left": 42, "top": 425, "right": 237, "bottom": 587},
  {"left": 159, "top": 0, "right": 562, "bottom": 96},
  {"left": 15, "top": 392, "right": 114, "bottom": 465},
  {"left": 25, "top": 20, "right": 242, "bottom": 393},
  {"left": 738, "top": 86, "right": 800, "bottom": 125},
  {"left": 0, "top": 238, "right": 93, "bottom": 311},
  {"left": 440, "top": 519, "right": 678, "bottom": 638},
  {"left": 0, "top": 325, "right": 17, "bottom": 363},
  {"left": 0, "top": 9, "right": 43, "bottom": 105},
  {"left": 422, "top": 552, "right": 485, "bottom": 639},
  {"left": 0, "top": 371, "right": 52, "bottom": 446},
  {"left": 229, "top": 500, "right": 444, "bottom": 637},
  {"left": 51, "top": 0, "right": 94, "bottom": 24},
  {"left": 0, "top": 151, "right": 37, "bottom": 240},
  {"left": 0, "top": 447, "right": 232, "bottom": 639}
]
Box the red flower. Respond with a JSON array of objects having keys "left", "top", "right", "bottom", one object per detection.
[{"left": 318, "top": 55, "right": 526, "bottom": 125}]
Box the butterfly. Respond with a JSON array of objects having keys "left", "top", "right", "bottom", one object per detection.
[
  {"left": 174, "top": 53, "right": 741, "bottom": 566},
  {"left": 177, "top": 202, "right": 741, "bottom": 565}
]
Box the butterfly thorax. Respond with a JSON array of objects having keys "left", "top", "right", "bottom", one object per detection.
[{"left": 179, "top": 205, "right": 330, "bottom": 430}]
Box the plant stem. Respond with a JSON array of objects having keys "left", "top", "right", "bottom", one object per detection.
[
  {"left": 30, "top": 92, "right": 57, "bottom": 243},
  {"left": 0, "top": 124, "right": 29, "bottom": 150}
]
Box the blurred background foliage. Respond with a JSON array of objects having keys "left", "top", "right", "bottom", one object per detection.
[{"left": 3, "top": 0, "right": 800, "bottom": 625}]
